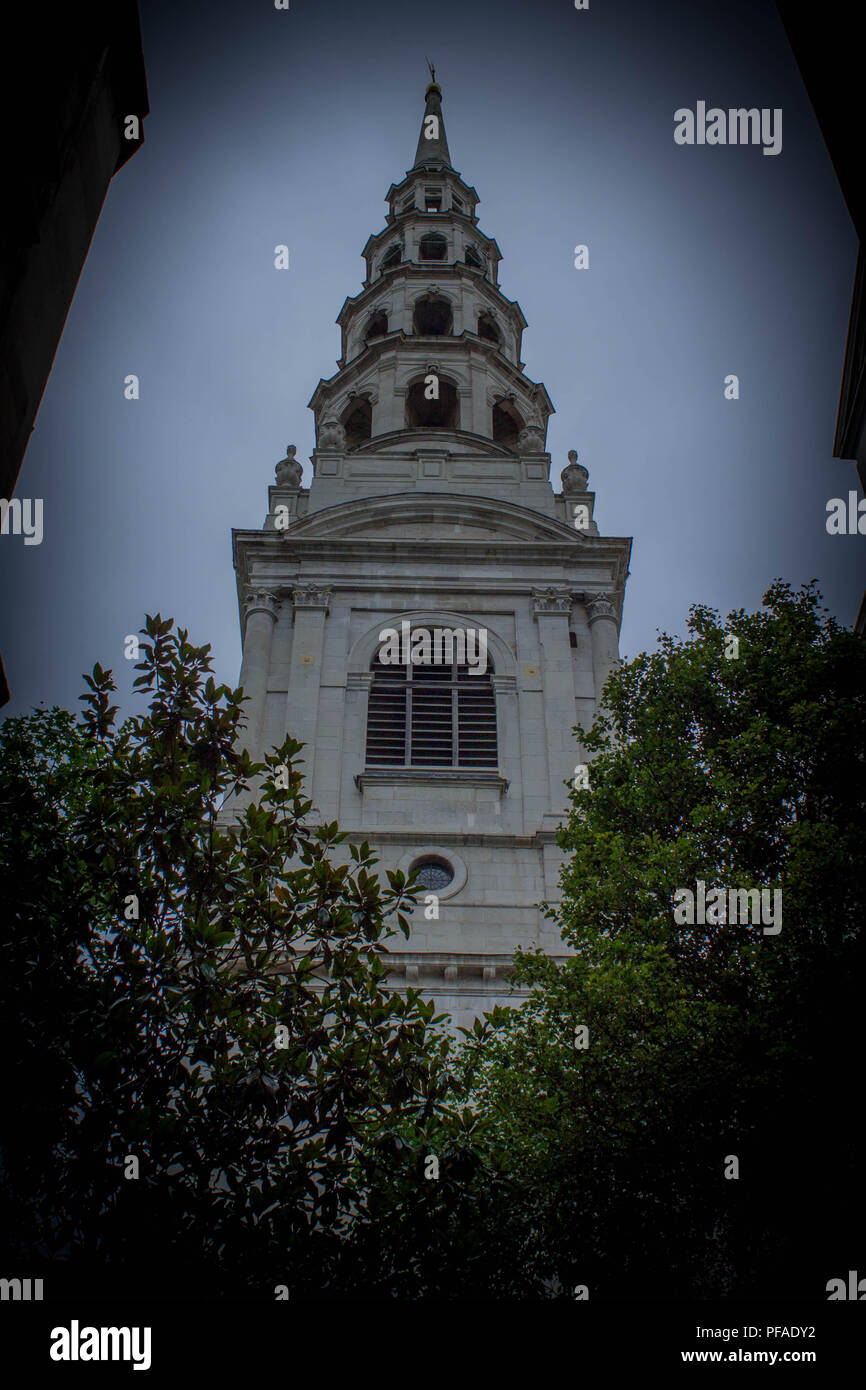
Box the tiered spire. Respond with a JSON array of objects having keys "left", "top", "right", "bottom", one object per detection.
[
  {"left": 412, "top": 65, "right": 451, "bottom": 170},
  {"left": 310, "top": 69, "right": 553, "bottom": 457}
]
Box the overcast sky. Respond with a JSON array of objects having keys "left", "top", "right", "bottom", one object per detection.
[{"left": 1, "top": 0, "right": 861, "bottom": 722}]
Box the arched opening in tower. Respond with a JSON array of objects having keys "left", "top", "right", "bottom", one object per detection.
[
  {"left": 477, "top": 313, "right": 501, "bottom": 347},
  {"left": 413, "top": 296, "right": 453, "bottom": 336},
  {"left": 492, "top": 399, "right": 523, "bottom": 449},
  {"left": 418, "top": 232, "right": 447, "bottom": 262},
  {"left": 342, "top": 397, "right": 373, "bottom": 449},
  {"left": 465, "top": 244, "right": 483, "bottom": 269},
  {"left": 381, "top": 243, "right": 401, "bottom": 272},
  {"left": 365, "top": 310, "right": 388, "bottom": 342},
  {"left": 406, "top": 378, "right": 459, "bottom": 430}
]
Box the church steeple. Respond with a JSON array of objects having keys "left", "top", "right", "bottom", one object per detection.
[
  {"left": 308, "top": 75, "right": 555, "bottom": 468},
  {"left": 231, "top": 74, "right": 632, "bottom": 1033},
  {"left": 413, "top": 67, "right": 452, "bottom": 170}
]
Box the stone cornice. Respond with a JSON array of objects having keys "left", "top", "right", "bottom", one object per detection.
[
  {"left": 379, "top": 951, "right": 573, "bottom": 988},
  {"left": 311, "top": 332, "right": 544, "bottom": 413},
  {"left": 332, "top": 265, "right": 526, "bottom": 337},
  {"left": 280, "top": 954, "right": 572, "bottom": 994},
  {"left": 233, "top": 559, "right": 631, "bottom": 601},
  {"left": 356, "top": 768, "right": 509, "bottom": 793},
  {"left": 217, "top": 818, "right": 564, "bottom": 849},
  {"left": 382, "top": 954, "right": 573, "bottom": 990},
  {"left": 261, "top": 542, "right": 630, "bottom": 574},
  {"left": 384, "top": 168, "right": 479, "bottom": 203}
]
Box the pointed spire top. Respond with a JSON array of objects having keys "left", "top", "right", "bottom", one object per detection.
[{"left": 413, "top": 63, "right": 451, "bottom": 169}]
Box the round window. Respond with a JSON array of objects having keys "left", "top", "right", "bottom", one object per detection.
[{"left": 410, "top": 856, "right": 454, "bottom": 891}]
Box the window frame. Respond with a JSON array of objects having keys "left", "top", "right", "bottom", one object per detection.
[{"left": 365, "top": 653, "right": 498, "bottom": 770}]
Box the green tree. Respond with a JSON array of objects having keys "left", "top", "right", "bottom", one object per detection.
[
  {"left": 463, "top": 582, "right": 865, "bottom": 1299},
  {"left": 0, "top": 616, "right": 476, "bottom": 1298}
]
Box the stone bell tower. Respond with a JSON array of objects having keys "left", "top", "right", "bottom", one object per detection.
[{"left": 231, "top": 74, "right": 632, "bottom": 1029}]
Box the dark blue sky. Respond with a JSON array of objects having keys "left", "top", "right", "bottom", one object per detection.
[{"left": 1, "top": 0, "right": 861, "bottom": 720}]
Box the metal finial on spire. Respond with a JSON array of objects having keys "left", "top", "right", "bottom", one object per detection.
[
  {"left": 424, "top": 56, "right": 441, "bottom": 98},
  {"left": 414, "top": 62, "right": 449, "bottom": 167}
]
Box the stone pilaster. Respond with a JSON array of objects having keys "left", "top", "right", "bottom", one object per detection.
[
  {"left": 372, "top": 364, "right": 397, "bottom": 435},
  {"left": 586, "top": 593, "right": 620, "bottom": 715},
  {"left": 532, "top": 586, "right": 578, "bottom": 811},
  {"left": 490, "top": 673, "right": 519, "bottom": 831},
  {"left": 260, "top": 600, "right": 294, "bottom": 756},
  {"left": 284, "top": 584, "right": 332, "bottom": 802},
  {"left": 469, "top": 360, "right": 489, "bottom": 433},
  {"left": 343, "top": 670, "right": 373, "bottom": 810},
  {"left": 391, "top": 385, "right": 408, "bottom": 434},
  {"left": 239, "top": 588, "right": 281, "bottom": 756}
]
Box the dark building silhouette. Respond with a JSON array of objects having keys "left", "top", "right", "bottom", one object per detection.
[
  {"left": 0, "top": 2, "right": 149, "bottom": 703},
  {"left": 777, "top": 1, "right": 866, "bottom": 631}
]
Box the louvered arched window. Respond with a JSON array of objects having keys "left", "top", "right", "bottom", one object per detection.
[{"left": 365, "top": 639, "right": 497, "bottom": 769}]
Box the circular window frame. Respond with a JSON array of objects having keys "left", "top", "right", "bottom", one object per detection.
[{"left": 397, "top": 845, "right": 467, "bottom": 901}]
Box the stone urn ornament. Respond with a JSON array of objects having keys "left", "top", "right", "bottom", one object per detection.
[
  {"left": 561, "top": 448, "right": 589, "bottom": 494},
  {"left": 274, "top": 444, "right": 302, "bottom": 488}
]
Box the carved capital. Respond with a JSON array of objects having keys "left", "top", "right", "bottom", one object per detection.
[
  {"left": 292, "top": 583, "right": 332, "bottom": 612},
  {"left": 244, "top": 588, "right": 280, "bottom": 622},
  {"left": 586, "top": 593, "right": 618, "bottom": 626},
  {"left": 532, "top": 585, "right": 574, "bottom": 615}
]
